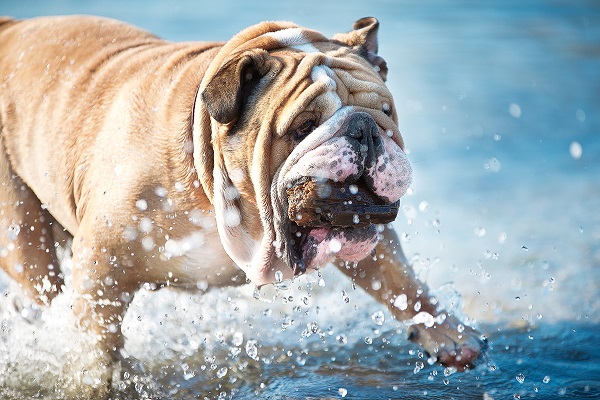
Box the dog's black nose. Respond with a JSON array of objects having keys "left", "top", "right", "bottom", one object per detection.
[
  {"left": 346, "top": 112, "right": 377, "bottom": 140},
  {"left": 345, "top": 112, "right": 382, "bottom": 168}
]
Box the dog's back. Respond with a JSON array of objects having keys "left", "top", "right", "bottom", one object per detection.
[{"left": 0, "top": 16, "right": 16, "bottom": 30}]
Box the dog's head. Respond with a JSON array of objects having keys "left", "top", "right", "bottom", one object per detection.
[{"left": 194, "top": 18, "right": 412, "bottom": 286}]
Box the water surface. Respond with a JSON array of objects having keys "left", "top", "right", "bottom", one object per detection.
[{"left": 1, "top": 1, "right": 599, "bottom": 398}]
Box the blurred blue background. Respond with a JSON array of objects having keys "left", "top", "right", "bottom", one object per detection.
[{"left": 1, "top": 0, "right": 599, "bottom": 398}]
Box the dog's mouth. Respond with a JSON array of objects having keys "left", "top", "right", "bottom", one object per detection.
[{"left": 286, "top": 178, "right": 400, "bottom": 275}]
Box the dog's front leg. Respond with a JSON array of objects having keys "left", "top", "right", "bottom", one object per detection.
[
  {"left": 337, "top": 225, "right": 487, "bottom": 371},
  {"left": 65, "top": 231, "right": 139, "bottom": 398}
]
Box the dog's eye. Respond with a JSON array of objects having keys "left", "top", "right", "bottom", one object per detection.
[{"left": 293, "top": 119, "right": 317, "bottom": 142}]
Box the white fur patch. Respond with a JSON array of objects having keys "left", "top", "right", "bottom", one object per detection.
[
  {"left": 213, "top": 168, "right": 258, "bottom": 268},
  {"left": 310, "top": 65, "right": 342, "bottom": 118},
  {"left": 365, "top": 137, "right": 413, "bottom": 203},
  {"left": 292, "top": 42, "right": 320, "bottom": 53},
  {"left": 266, "top": 28, "right": 311, "bottom": 48},
  {"left": 266, "top": 28, "right": 321, "bottom": 53},
  {"left": 285, "top": 137, "right": 361, "bottom": 182}
]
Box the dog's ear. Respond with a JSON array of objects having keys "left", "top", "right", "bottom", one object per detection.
[
  {"left": 333, "top": 17, "right": 388, "bottom": 81},
  {"left": 201, "top": 49, "right": 277, "bottom": 124}
]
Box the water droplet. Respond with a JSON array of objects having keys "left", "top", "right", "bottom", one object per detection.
[
  {"left": 457, "top": 324, "right": 465, "bottom": 333},
  {"left": 371, "top": 310, "right": 385, "bottom": 326},
  {"left": 543, "top": 376, "right": 550, "bottom": 383},
  {"left": 569, "top": 141, "right": 582, "bottom": 160},
  {"left": 341, "top": 290, "right": 350, "bottom": 303},
  {"left": 412, "top": 311, "right": 435, "bottom": 328},
  {"left": 338, "top": 387, "right": 348, "bottom": 398},
  {"left": 498, "top": 232, "right": 507, "bottom": 243},
  {"left": 329, "top": 238, "right": 342, "bottom": 253},
  {"left": 245, "top": 339, "right": 258, "bottom": 360},
  {"left": 223, "top": 207, "right": 241, "bottom": 227},
  {"left": 444, "top": 367, "right": 457, "bottom": 376},
  {"left": 509, "top": 103, "right": 522, "bottom": 118},
  {"left": 224, "top": 186, "right": 239, "bottom": 200},
  {"left": 122, "top": 226, "right": 138, "bottom": 242},
  {"left": 371, "top": 279, "right": 382, "bottom": 291},
  {"left": 516, "top": 373, "right": 525, "bottom": 384},
  {"left": 475, "top": 227, "right": 486, "bottom": 237},
  {"left": 414, "top": 301, "right": 421, "bottom": 312},
  {"left": 154, "top": 186, "right": 168, "bottom": 197},
  {"left": 364, "top": 337, "right": 373, "bottom": 345},
  {"left": 352, "top": 214, "right": 360, "bottom": 224},
  {"left": 103, "top": 276, "right": 114, "bottom": 286},
  {"left": 521, "top": 245, "right": 529, "bottom": 251},
  {"left": 7, "top": 224, "right": 20, "bottom": 240},
  {"left": 232, "top": 331, "right": 244, "bottom": 347},
  {"left": 418, "top": 201, "right": 429, "bottom": 213},
  {"left": 336, "top": 334, "right": 348, "bottom": 345},
  {"left": 216, "top": 367, "right": 228, "bottom": 378},
  {"left": 393, "top": 294, "right": 408, "bottom": 311},
  {"left": 306, "top": 321, "right": 319, "bottom": 335},
  {"left": 349, "top": 184, "right": 359, "bottom": 195},
  {"left": 484, "top": 157, "right": 501, "bottom": 172},
  {"left": 275, "top": 270, "right": 283, "bottom": 283},
  {"left": 414, "top": 361, "right": 424, "bottom": 374}
]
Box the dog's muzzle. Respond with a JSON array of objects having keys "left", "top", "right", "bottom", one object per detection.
[{"left": 284, "top": 112, "right": 402, "bottom": 275}]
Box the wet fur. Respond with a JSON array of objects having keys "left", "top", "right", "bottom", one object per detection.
[{"left": 0, "top": 15, "right": 485, "bottom": 397}]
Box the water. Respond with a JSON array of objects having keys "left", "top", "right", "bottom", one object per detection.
[{"left": 1, "top": 0, "right": 599, "bottom": 398}]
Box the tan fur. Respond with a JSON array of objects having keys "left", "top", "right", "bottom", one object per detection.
[{"left": 0, "top": 15, "right": 484, "bottom": 397}]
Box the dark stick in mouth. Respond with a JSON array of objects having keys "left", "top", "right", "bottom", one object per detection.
[
  {"left": 287, "top": 178, "right": 400, "bottom": 276},
  {"left": 287, "top": 178, "right": 400, "bottom": 229}
]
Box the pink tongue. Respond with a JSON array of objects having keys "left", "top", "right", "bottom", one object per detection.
[
  {"left": 309, "top": 228, "right": 329, "bottom": 241},
  {"left": 304, "top": 226, "right": 379, "bottom": 269}
]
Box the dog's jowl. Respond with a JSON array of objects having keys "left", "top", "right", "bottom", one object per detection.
[{"left": 0, "top": 15, "right": 486, "bottom": 397}]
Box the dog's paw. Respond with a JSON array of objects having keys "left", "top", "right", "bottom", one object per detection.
[{"left": 407, "top": 312, "right": 487, "bottom": 371}]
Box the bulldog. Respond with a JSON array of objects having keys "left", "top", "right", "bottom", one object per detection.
[{"left": 0, "top": 15, "right": 486, "bottom": 395}]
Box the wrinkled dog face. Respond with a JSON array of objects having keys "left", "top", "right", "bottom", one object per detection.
[{"left": 197, "top": 18, "right": 412, "bottom": 286}]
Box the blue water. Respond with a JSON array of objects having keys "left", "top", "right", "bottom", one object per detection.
[{"left": 1, "top": 0, "right": 599, "bottom": 399}]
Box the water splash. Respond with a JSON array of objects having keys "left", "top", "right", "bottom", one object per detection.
[{"left": 371, "top": 310, "right": 385, "bottom": 326}]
